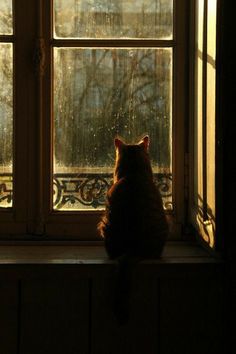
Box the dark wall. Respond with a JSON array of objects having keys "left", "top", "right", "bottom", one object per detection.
[
  {"left": 220, "top": 0, "right": 236, "bottom": 259},
  {"left": 220, "top": 1, "right": 236, "bottom": 352},
  {"left": 0, "top": 262, "right": 225, "bottom": 354}
]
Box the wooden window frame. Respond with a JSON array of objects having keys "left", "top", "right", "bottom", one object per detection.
[
  {"left": 0, "top": 0, "right": 200, "bottom": 243},
  {"left": 0, "top": 0, "right": 38, "bottom": 235},
  {"left": 189, "top": 0, "right": 223, "bottom": 254}
]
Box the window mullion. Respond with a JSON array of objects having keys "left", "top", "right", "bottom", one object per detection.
[
  {"left": 172, "top": 0, "right": 188, "bottom": 233},
  {"left": 51, "top": 38, "right": 175, "bottom": 48},
  {"left": 34, "top": 0, "right": 46, "bottom": 235}
]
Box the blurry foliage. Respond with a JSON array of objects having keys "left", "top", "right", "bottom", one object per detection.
[
  {"left": 0, "top": 0, "right": 12, "bottom": 35},
  {"left": 54, "top": 0, "right": 172, "bottom": 170},
  {"left": 0, "top": 0, "right": 13, "bottom": 166},
  {"left": 54, "top": 0, "right": 173, "bottom": 39},
  {"left": 0, "top": 1, "right": 172, "bottom": 171},
  {"left": 54, "top": 48, "right": 172, "bottom": 169}
]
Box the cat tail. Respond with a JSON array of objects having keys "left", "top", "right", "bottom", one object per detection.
[{"left": 112, "top": 254, "right": 139, "bottom": 326}]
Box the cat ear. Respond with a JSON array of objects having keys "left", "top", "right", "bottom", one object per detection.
[
  {"left": 138, "top": 135, "right": 149, "bottom": 151},
  {"left": 114, "top": 137, "right": 124, "bottom": 150}
]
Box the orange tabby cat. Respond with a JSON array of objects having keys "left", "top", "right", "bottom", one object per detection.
[
  {"left": 98, "top": 135, "right": 168, "bottom": 259},
  {"left": 98, "top": 136, "right": 168, "bottom": 324}
]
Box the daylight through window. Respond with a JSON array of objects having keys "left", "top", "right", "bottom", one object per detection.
[
  {"left": 52, "top": 0, "right": 174, "bottom": 211},
  {"left": 0, "top": 0, "right": 13, "bottom": 208}
]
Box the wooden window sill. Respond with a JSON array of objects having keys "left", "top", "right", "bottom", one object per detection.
[{"left": 0, "top": 241, "right": 223, "bottom": 266}]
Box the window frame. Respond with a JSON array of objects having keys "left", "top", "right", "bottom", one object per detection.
[
  {"left": 43, "top": 0, "right": 188, "bottom": 239},
  {"left": 0, "top": 0, "right": 39, "bottom": 236},
  {"left": 0, "top": 0, "right": 197, "bottom": 242},
  {"left": 189, "top": 0, "right": 223, "bottom": 254}
]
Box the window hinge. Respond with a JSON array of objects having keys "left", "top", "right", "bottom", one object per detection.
[{"left": 184, "top": 152, "right": 189, "bottom": 200}]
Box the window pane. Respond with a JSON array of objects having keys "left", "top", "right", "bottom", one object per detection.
[
  {"left": 54, "top": 0, "right": 173, "bottom": 39},
  {"left": 206, "top": 0, "right": 217, "bottom": 219},
  {"left": 194, "top": 0, "right": 204, "bottom": 210},
  {"left": 53, "top": 48, "right": 172, "bottom": 210},
  {"left": 193, "top": 0, "right": 217, "bottom": 248},
  {"left": 0, "top": 0, "right": 13, "bottom": 35},
  {"left": 0, "top": 43, "right": 13, "bottom": 208}
]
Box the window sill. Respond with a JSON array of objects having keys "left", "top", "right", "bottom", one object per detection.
[
  {"left": 0, "top": 241, "right": 225, "bottom": 282},
  {"left": 0, "top": 241, "right": 223, "bottom": 265}
]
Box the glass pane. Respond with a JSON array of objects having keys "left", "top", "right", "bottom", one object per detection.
[
  {"left": 0, "top": 43, "right": 13, "bottom": 208},
  {"left": 54, "top": 0, "right": 173, "bottom": 39},
  {"left": 193, "top": 0, "right": 216, "bottom": 248},
  {"left": 53, "top": 48, "right": 172, "bottom": 210},
  {"left": 194, "top": 0, "right": 204, "bottom": 210},
  {"left": 206, "top": 0, "right": 217, "bottom": 219},
  {"left": 0, "top": 0, "right": 13, "bottom": 35}
]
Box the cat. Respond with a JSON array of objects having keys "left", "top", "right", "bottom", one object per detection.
[
  {"left": 97, "top": 136, "right": 168, "bottom": 325},
  {"left": 98, "top": 135, "right": 168, "bottom": 259}
]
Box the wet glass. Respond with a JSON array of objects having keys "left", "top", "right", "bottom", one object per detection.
[
  {"left": 0, "top": 43, "right": 13, "bottom": 208},
  {"left": 0, "top": 0, "right": 13, "bottom": 35},
  {"left": 53, "top": 48, "right": 172, "bottom": 210},
  {"left": 54, "top": 0, "right": 173, "bottom": 39}
]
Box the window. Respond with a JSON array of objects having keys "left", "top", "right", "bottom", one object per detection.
[
  {"left": 52, "top": 0, "right": 173, "bottom": 213},
  {"left": 190, "top": 0, "right": 219, "bottom": 250},
  {"left": 0, "top": 0, "right": 13, "bottom": 209},
  {"left": 0, "top": 0, "right": 220, "bottom": 249}
]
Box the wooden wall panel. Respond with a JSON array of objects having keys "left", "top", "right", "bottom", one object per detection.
[
  {"left": 160, "top": 275, "right": 225, "bottom": 354},
  {"left": 0, "top": 281, "right": 18, "bottom": 354},
  {"left": 91, "top": 272, "right": 159, "bottom": 354},
  {"left": 20, "top": 279, "right": 89, "bottom": 354}
]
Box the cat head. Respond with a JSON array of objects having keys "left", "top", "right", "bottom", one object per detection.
[
  {"left": 113, "top": 135, "right": 153, "bottom": 182},
  {"left": 114, "top": 135, "right": 149, "bottom": 152}
]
